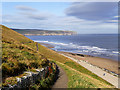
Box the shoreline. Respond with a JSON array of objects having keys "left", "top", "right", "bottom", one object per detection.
[
  {"left": 39, "top": 42, "right": 55, "bottom": 48},
  {"left": 58, "top": 51, "right": 119, "bottom": 74},
  {"left": 59, "top": 53, "right": 118, "bottom": 87},
  {"left": 39, "top": 42, "right": 119, "bottom": 74}
]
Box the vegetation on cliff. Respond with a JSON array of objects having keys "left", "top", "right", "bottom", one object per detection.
[{"left": 1, "top": 25, "right": 57, "bottom": 87}]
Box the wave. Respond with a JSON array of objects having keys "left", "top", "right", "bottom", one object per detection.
[
  {"left": 34, "top": 40, "right": 119, "bottom": 57},
  {"left": 34, "top": 40, "right": 69, "bottom": 46},
  {"left": 112, "top": 51, "right": 119, "bottom": 54}
]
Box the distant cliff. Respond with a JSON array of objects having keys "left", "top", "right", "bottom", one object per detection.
[{"left": 12, "top": 29, "right": 77, "bottom": 36}]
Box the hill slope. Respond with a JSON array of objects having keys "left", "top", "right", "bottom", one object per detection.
[
  {"left": 2, "top": 25, "right": 115, "bottom": 88},
  {"left": 2, "top": 25, "right": 51, "bottom": 86}
]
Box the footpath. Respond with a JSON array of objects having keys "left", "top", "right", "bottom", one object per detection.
[
  {"left": 52, "top": 66, "right": 68, "bottom": 89},
  {"left": 60, "top": 53, "right": 119, "bottom": 88}
]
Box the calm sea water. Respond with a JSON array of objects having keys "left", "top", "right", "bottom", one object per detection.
[{"left": 26, "top": 34, "right": 119, "bottom": 61}]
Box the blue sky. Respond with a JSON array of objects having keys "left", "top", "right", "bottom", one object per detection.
[
  {"left": 2, "top": 2, "right": 118, "bottom": 34},
  {"left": 3, "top": 2, "right": 70, "bottom": 16}
]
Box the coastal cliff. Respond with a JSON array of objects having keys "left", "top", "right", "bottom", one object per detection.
[{"left": 12, "top": 29, "right": 77, "bottom": 36}]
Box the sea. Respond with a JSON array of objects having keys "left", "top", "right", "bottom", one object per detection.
[{"left": 26, "top": 34, "right": 119, "bottom": 61}]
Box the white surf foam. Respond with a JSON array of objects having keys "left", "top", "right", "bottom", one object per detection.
[
  {"left": 34, "top": 40, "right": 69, "bottom": 46},
  {"left": 34, "top": 40, "right": 118, "bottom": 57}
]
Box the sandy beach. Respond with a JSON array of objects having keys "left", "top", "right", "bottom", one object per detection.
[
  {"left": 39, "top": 42, "right": 119, "bottom": 74},
  {"left": 38, "top": 42, "right": 119, "bottom": 87},
  {"left": 58, "top": 51, "right": 119, "bottom": 74}
]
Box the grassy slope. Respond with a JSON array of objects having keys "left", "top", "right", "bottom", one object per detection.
[
  {"left": 36, "top": 46, "right": 115, "bottom": 88},
  {"left": 55, "top": 61, "right": 114, "bottom": 88},
  {"left": 2, "top": 25, "right": 49, "bottom": 79},
  {"left": 22, "top": 30, "right": 115, "bottom": 88},
  {"left": 2, "top": 25, "right": 114, "bottom": 88}
]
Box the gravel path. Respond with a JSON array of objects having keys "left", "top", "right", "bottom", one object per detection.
[
  {"left": 52, "top": 66, "right": 68, "bottom": 89},
  {"left": 60, "top": 53, "right": 119, "bottom": 88}
]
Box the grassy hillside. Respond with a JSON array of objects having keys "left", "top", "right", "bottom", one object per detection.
[
  {"left": 2, "top": 25, "right": 50, "bottom": 85},
  {"left": 24, "top": 32, "right": 115, "bottom": 88},
  {"left": 2, "top": 25, "right": 115, "bottom": 88}
]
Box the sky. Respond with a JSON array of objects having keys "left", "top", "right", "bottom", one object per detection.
[{"left": 2, "top": 2, "right": 118, "bottom": 34}]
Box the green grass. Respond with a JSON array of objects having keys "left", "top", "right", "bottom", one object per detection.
[
  {"left": 1, "top": 25, "right": 115, "bottom": 88},
  {"left": 2, "top": 40, "right": 48, "bottom": 77},
  {"left": 63, "top": 61, "right": 112, "bottom": 85},
  {"left": 29, "top": 63, "right": 58, "bottom": 89},
  {"left": 53, "top": 60, "right": 114, "bottom": 88},
  {"left": 2, "top": 25, "right": 50, "bottom": 85}
]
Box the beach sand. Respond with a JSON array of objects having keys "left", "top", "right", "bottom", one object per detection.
[{"left": 58, "top": 51, "right": 119, "bottom": 74}]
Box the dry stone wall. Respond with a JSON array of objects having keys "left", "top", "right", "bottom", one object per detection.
[{"left": 2, "top": 66, "right": 49, "bottom": 89}]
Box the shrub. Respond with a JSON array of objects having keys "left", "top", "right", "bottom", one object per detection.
[
  {"left": 29, "top": 61, "right": 39, "bottom": 69},
  {"left": 2, "top": 61, "right": 28, "bottom": 77},
  {"left": 30, "top": 84, "right": 39, "bottom": 90},
  {"left": 18, "top": 62, "right": 28, "bottom": 70},
  {"left": 18, "top": 46, "right": 24, "bottom": 50},
  {"left": 21, "top": 51, "right": 37, "bottom": 60},
  {"left": 39, "top": 79, "right": 48, "bottom": 88},
  {"left": 2, "top": 63, "right": 12, "bottom": 77},
  {"left": 2, "top": 56, "right": 8, "bottom": 63},
  {"left": 3, "top": 77, "right": 17, "bottom": 87},
  {"left": 45, "top": 77, "right": 51, "bottom": 85}
]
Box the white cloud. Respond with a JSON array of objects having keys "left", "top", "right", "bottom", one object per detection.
[
  {"left": 2, "top": 13, "right": 117, "bottom": 34},
  {"left": 107, "top": 20, "right": 118, "bottom": 23},
  {"left": 2, "top": 4, "right": 118, "bottom": 34},
  {"left": 65, "top": 2, "right": 117, "bottom": 21},
  {"left": 16, "top": 5, "right": 37, "bottom": 11},
  {"left": 26, "top": 13, "right": 50, "bottom": 20}
]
